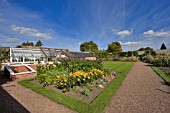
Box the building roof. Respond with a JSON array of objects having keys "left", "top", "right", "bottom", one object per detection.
[
  {"left": 64, "top": 52, "right": 95, "bottom": 59},
  {"left": 11, "top": 48, "right": 45, "bottom": 58}
]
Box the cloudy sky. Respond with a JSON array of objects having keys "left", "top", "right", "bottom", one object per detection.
[{"left": 0, "top": 0, "right": 170, "bottom": 51}]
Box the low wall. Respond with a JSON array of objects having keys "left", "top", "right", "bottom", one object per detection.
[{"left": 11, "top": 72, "right": 36, "bottom": 81}]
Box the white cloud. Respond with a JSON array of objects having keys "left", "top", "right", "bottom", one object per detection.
[
  {"left": 2, "top": 37, "right": 20, "bottom": 43},
  {"left": 143, "top": 30, "right": 170, "bottom": 38},
  {"left": 11, "top": 25, "right": 52, "bottom": 40},
  {"left": 122, "top": 41, "right": 142, "bottom": 46},
  {"left": 117, "top": 30, "right": 132, "bottom": 38},
  {"left": 112, "top": 29, "right": 117, "bottom": 33}
]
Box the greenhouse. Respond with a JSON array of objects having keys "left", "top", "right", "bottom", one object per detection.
[{"left": 10, "top": 47, "right": 61, "bottom": 63}]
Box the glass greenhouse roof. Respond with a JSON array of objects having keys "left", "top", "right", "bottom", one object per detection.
[
  {"left": 11, "top": 48, "right": 61, "bottom": 58},
  {"left": 11, "top": 48, "right": 45, "bottom": 58}
]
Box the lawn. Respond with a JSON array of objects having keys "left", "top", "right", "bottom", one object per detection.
[
  {"left": 151, "top": 66, "right": 170, "bottom": 85},
  {"left": 19, "top": 61, "right": 134, "bottom": 113}
]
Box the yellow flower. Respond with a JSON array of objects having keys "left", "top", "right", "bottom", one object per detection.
[
  {"left": 88, "top": 76, "right": 90, "bottom": 79},
  {"left": 60, "top": 82, "right": 63, "bottom": 85},
  {"left": 77, "top": 78, "right": 80, "bottom": 81},
  {"left": 83, "top": 78, "right": 85, "bottom": 81},
  {"left": 63, "top": 88, "right": 66, "bottom": 92},
  {"left": 56, "top": 76, "right": 60, "bottom": 79},
  {"left": 64, "top": 79, "right": 67, "bottom": 82}
]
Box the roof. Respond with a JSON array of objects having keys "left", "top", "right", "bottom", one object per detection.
[
  {"left": 64, "top": 52, "right": 95, "bottom": 59},
  {"left": 11, "top": 48, "right": 45, "bottom": 58}
]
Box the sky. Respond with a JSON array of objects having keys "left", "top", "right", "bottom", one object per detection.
[{"left": 0, "top": 0, "right": 170, "bottom": 51}]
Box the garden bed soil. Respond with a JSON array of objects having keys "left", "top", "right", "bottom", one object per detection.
[
  {"left": 31, "top": 74, "right": 117, "bottom": 104},
  {"left": 10, "top": 66, "right": 30, "bottom": 73},
  {"left": 158, "top": 67, "right": 170, "bottom": 76}
]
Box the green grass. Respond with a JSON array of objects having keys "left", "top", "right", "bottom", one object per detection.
[
  {"left": 151, "top": 66, "right": 170, "bottom": 85},
  {"left": 18, "top": 62, "right": 134, "bottom": 113}
]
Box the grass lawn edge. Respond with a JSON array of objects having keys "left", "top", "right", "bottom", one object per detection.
[
  {"left": 151, "top": 66, "right": 170, "bottom": 85},
  {"left": 18, "top": 62, "right": 134, "bottom": 113}
]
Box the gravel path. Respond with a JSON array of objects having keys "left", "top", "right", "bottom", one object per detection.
[
  {"left": 104, "top": 62, "right": 170, "bottom": 113},
  {"left": 0, "top": 72, "right": 77, "bottom": 113}
]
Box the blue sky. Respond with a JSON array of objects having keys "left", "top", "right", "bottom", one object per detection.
[{"left": 0, "top": 0, "right": 170, "bottom": 51}]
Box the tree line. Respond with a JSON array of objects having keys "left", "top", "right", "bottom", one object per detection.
[
  {"left": 16, "top": 40, "right": 43, "bottom": 48},
  {"left": 80, "top": 41, "right": 122, "bottom": 53},
  {"left": 80, "top": 41, "right": 167, "bottom": 53},
  {"left": 79, "top": 41, "right": 168, "bottom": 60}
]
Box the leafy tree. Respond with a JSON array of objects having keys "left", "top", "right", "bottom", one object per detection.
[
  {"left": 107, "top": 42, "right": 122, "bottom": 53},
  {"left": 80, "top": 41, "right": 98, "bottom": 52},
  {"left": 138, "top": 47, "right": 153, "bottom": 51},
  {"left": 21, "top": 41, "right": 34, "bottom": 46},
  {"left": 0, "top": 48, "right": 9, "bottom": 63},
  {"left": 145, "top": 50, "right": 156, "bottom": 56},
  {"left": 160, "top": 43, "right": 167, "bottom": 50},
  {"left": 35, "top": 40, "right": 43, "bottom": 46},
  {"left": 16, "top": 45, "right": 21, "bottom": 48}
]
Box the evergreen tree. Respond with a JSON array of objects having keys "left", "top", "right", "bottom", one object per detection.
[
  {"left": 160, "top": 43, "right": 167, "bottom": 50},
  {"left": 35, "top": 40, "right": 43, "bottom": 46}
]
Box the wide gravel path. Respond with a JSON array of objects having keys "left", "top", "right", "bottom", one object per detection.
[{"left": 104, "top": 62, "right": 170, "bottom": 113}]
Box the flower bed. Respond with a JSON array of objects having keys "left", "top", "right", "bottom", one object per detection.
[
  {"left": 19, "top": 62, "right": 134, "bottom": 113},
  {"left": 36, "top": 60, "right": 112, "bottom": 95}
]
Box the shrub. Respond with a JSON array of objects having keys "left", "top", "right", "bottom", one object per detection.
[
  {"left": 128, "top": 56, "right": 137, "bottom": 62},
  {"left": 151, "top": 57, "right": 170, "bottom": 67},
  {"left": 144, "top": 55, "right": 154, "bottom": 63},
  {"left": 37, "top": 74, "right": 55, "bottom": 86}
]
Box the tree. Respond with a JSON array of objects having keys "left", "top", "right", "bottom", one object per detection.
[
  {"left": 21, "top": 41, "right": 34, "bottom": 46},
  {"left": 107, "top": 42, "right": 122, "bottom": 53},
  {"left": 16, "top": 45, "right": 21, "bottom": 48},
  {"left": 145, "top": 50, "right": 156, "bottom": 56},
  {"left": 35, "top": 40, "right": 43, "bottom": 46},
  {"left": 80, "top": 41, "right": 98, "bottom": 52},
  {"left": 138, "top": 47, "right": 153, "bottom": 51},
  {"left": 160, "top": 43, "right": 167, "bottom": 50},
  {"left": 0, "top": 48, "right": 9, "bottom": 63}
]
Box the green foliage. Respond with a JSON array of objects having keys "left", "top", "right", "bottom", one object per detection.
[
  {"left": 16, "top": 45, "right": 22, "bottom": 48},
  {"left": 21, "top": 41, "right": 34, "bottom": 46},
  {"left": 107, "top": 42, "right": 122, "bottom": 53},
  {"left": 37, "top": 60, "right": 107, "bottom": 92},
  {"left": 160, "top": 43, "right": 167, "bottom": 50},
  {"left": 151, "top": 57, "right": 170, "bottom": 67},
  {"left": 151, "top": 66, "right": 170, "bottom": 85},
  {"left": 138, "top": 47, "right": 153, "bottom": 51},
  {"left": 37, "top": 74, "right": 55, "bottom": 86},
  {"left": 0, "top": 48, "right": 10, "bottom": 62},
  {"left": 80, "top": 41, "right": 98, "bottom": 52},
  {"left": 60, "top": 59, "right": 104, "bottom": 73},
  {"left": 145, "top": 50, "right": 156, "bottom": 56},
  {"left": 19, "top": 62, "right": 134, "bottom": 113},
  {"left": 81, "top": 89, "right": 90, "bottom": 97},
  {"left": 35, "top": 40, "right": 43, "bottom": 46},
  {"left": 143, "top": 55, "right": 154, "bottom": 63}
]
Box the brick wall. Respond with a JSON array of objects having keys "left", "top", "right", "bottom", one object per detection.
[{"left": 11, "top": 72, "right": 36, "bottom": 81}]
